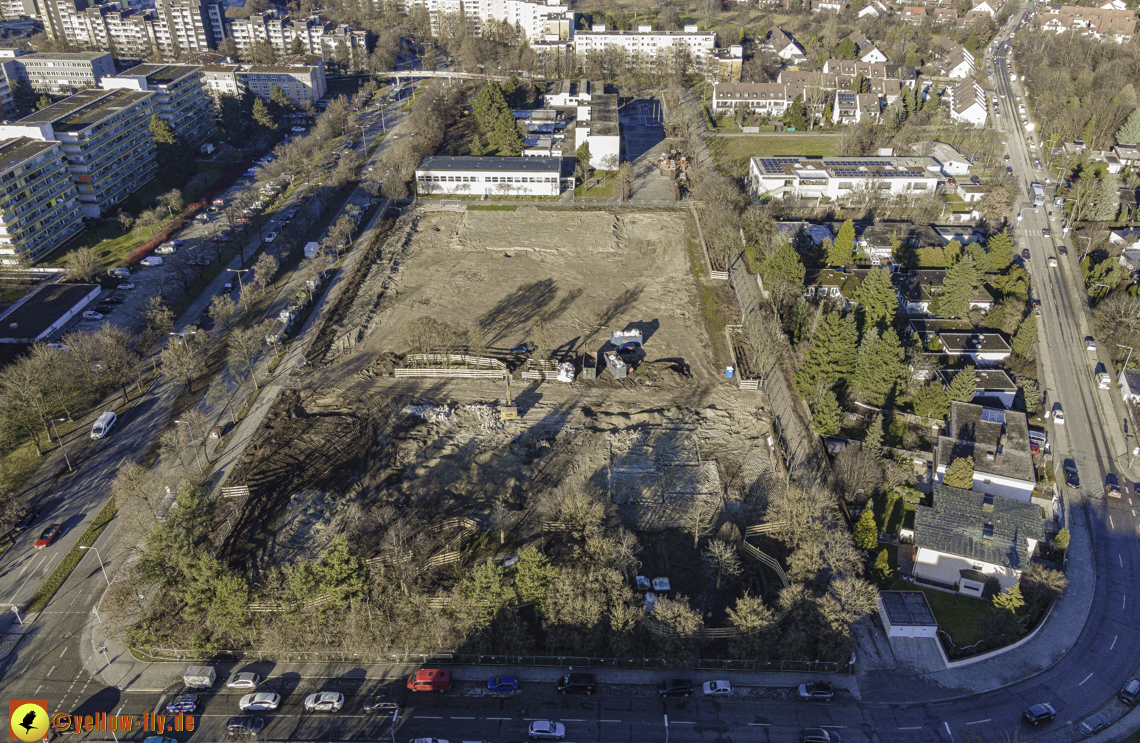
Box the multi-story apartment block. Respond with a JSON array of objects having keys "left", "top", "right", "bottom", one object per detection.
[
  {"left": 0, "top": 88, "right": 156, "bottom": 217},
  {"left": 0, "top": 50, "right": 115, "bottom": 95},
  {"left": 226, "top": 11, "right": 368, "bottom": 59},
  {"left": 152, "top": 0, "right": 223, "bottom": 56},
  {"left": 0, "top": 137, "right": 84, "bottom": 259},
  {"left": 573, "top": 25, "right": 740, "bottom": 82},
  {"left": 404, "top": 0, "right": 573, "bottom": 44},
  {"left": 101, "top": 63, "right": 214, "bottom": 145},
  {"left": 200, "top": 56, "right": 326, "bottom": 107}
]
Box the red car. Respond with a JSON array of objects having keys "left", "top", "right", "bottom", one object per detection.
[
  {"left": 212, "top": 236, "right": 232, "bottom": 243},
  {"left": 34, "top": 523, "right": 62, "bottom": 549},
  {"left": 236, "top": 217, "right": 252, "bottom": 223},
  {"left": 297, "top": 195, "right": 308, "bottom": 203}
]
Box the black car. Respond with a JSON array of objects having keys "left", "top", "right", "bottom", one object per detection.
[
  {"left": 510, "top": 345, "right": 533, "bottom": 355},
  {"left": 363, "top": 695, "right": 401, "bottom": 713},
  {"left": 12, "top": 509, "right": 36, "bottom": 531},
  {"left": 1119, "top": 678, "right": 1140, "bottom": 705},
  {"left": 1021, "top": 249, "right": 1031, "bottom": 261},
  {"left": 658, "top": 679, "right": 694, "bottom": 697},
  {"left": 556, "top": 673, "right": 597, "bottom": 695},
  {"left": 1063, "top": 459, "right": 1079, "bottom": 488},
  {"left": 801, "top": 730, "right": 841, "bottom": 743},
  {"left": 970, "top": 175, "right": 981, "bottom": 185},
  {"left": 1023, "top": 703, "right": 1057, "bottom": 725},
  {"left": 226, "top": 717, "right": 265, "bottom": 736}
]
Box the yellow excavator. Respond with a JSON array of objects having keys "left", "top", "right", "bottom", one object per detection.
[{"left": 500, "top": 373, "right": 518, "bottom": 420}]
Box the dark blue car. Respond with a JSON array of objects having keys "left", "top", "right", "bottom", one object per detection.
[
  {"left": 487, "top": 676, "right": 519, "bottom": 691},
  {"left": 166, "top": 694, "right": 198, "bottom": 713},
  {"left": 510, "top": 345, "right": 532, "bottom": 355}
]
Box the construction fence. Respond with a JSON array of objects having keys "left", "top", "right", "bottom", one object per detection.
[{"left": 133, "top": 648, "right": 842, "bottom": 674}]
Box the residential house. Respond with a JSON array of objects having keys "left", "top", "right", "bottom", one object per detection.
[
  {"left": 100, "top": 63, "right": 214, "bottom": 146},
  {"left": 933, "top": 8, "right": 959, "bottom": 23},
  {"left": 810, "top": 0, "right": 847, "bottom": 11},
  {"left": 841, "top": 31, "right": 889, "bottom": 62},
  {"left": 573, "top": 25, "right": 740, "bottom": 83},
  {"left": 900, "top": 6, "right": 928, "bottom": 23},
  {"left": 1110, "top": 228, "right": 1140, "bottom": 251},
  {"left": 0, "top": 137, "right": 84, "bottom": 260},
  {"left": 0, "top": 51, "right": 115, "bottom": 96},
  {"left": 858, "top": 1, "right": 891, "bottom": 18},
  {"left": 934, "top": 402, "right": 1037, "bottom": 502},
  {"left": 860, "top": 222, "right": 945, "bottom": 265},
  {"left": 943, "top": 48, "right": 974, "bottom": 78},
  {"left": 1034, "top": 1, "right": 1137, "bottom": 43},
  {"left": 949, "top": 78, "right": 987, "bottom": 128},
  {"left": 775, "top": 221, "right": 835, "bottom": 249},
  {"left": 938, "top": 368, "right": 1019, "bottom": 409},
  {"left": 1120, "top": 367, "right": 1140, "bottom": 403},
  {"left": 897, "top": 272, "right": 995, "bottom": 316},
  {"left": 1113, "top": 144, "right": 1140, "bottom": 170},
  {"left": 767, "top": 27, "right": 807, "bottom": 64},
  {"left": 966, "top": 0, "right": 996, "bottom": 18},
  {"left": 576, "top": 93, "right": 619, "bottom": 169},
  {"left": 956, "top": 183, "right": 985, "bottom": 202},
  {"left": 910, "top": 140, "right": 970, "bottom": 174},
  {"left": 803, "top": 268, "right": 870, "bottom": 306},
  {"left": 544, "top": 79, "right": 600, "bottom": 107},
  {"left": 832, "top": 91, "right": 881, "bottom": 124},
  {"left": 913, "top": 483, "right": 1043, "bottom": 595},
  {"left": 711, "top": 82, "right": 807, "bottom": 116}
]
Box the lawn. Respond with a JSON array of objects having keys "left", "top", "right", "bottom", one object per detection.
[
  {"left": 708, "top": 135, "right": 841, "bottom": 176},
  {"left": 46, "top": 218, "right": 176, "bottom": 270},
  {"left": 574, "top": 177, "right": 615, "bottom": 197}
]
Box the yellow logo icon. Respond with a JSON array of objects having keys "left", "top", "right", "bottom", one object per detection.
[{"left": 8, "top": 701, "right": 48, "bottom": 741}]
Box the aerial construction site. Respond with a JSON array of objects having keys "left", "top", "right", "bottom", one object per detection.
[{"left": 218, "top": 205, "right": 775, "bottom": 608}]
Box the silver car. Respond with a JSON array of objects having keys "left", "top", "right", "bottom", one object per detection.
[
  {"left": 238, "top": 692, "right": 280, "bottom": 712},
  {"left": 304, "top": 691, "right": 344, "bottom": 712},
  {"left": 227, "top": 672, "right": 262, "bottom": 689}
]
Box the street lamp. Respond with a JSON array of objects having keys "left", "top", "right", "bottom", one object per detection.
[
  {"left": 174, "top": 419, "right": 208, "bottom": 470},
  {"left": 226, "top": 268, "right": 250, "bottom": 308},
  {"left": 50, "top": 417, "right": 72, "bottom": 472},
  {"left": 78, "top": 545, "right": 111, "bottom": 587},
  {"left": 1119, "top": 344, "right": 1134, "bottom": 372},
  {"left": 358, "top": 124, "right": 369, "bottom": 155},
  {"left": 1079, "top": 234, "right": 1094, "bottom": 261}
]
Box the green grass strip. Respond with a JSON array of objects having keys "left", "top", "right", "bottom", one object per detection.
[{"left": 26, "top": 499, "right": 117, "bottom": 613}]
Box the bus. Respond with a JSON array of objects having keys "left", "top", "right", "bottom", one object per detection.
[{"left": 1031, "top": 182, "right": 1045, "bottom": 207}]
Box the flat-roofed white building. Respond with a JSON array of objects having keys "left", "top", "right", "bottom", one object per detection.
[
  {"left": 749, "top": 155, "right": 940, "bottom": 202},
  {"left": 576, "top": 93, "right": 619, "bottom": 169},
  {"left": 415, "top": 156, "right": 563, "bottom": 197}
]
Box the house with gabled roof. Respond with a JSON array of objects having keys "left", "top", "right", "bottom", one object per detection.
[{"left": 912, "top": 483, "right": 1044, "bottom": 595}]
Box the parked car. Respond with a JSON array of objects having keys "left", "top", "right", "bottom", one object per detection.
[
  {"left": 1023, "top": 703, "right": 1057, "bottom": 724},
  {"left": 34, "top": 523, "right": 62, "bottom": 549},
  {"left": 117, "top": 283, "right": 134, "bottom": 290},
  {"left": 1077, "top": 712, "right": 1111, "bottom": 735},
  {"left": 407, "top": 669, "right": 451, "bottom": 692},
  {"left": 1119, "top": 678, "right": 1140, "bottom": 705},
  {"left": 264, "top": 232, "right": 277, "bottom": 243},
  {"left": 702, "top": 680, "right": 733, "bottom": 696},
  {"left": 1021, "top": 249, "right": 1031, "bottom": 261},
  {"left": 13, "top": 509, "right": 37, "bottom": 531},
  {"left": 510, "top": 344, "right": 533, "bottom": 355},
  {"left": 140, "top": 256, "right": 163, "bottom": 267},
  {"left": 557, "top": 673, "right": 597, "bottom": 694},
  {"left": 227, "top": 672, "right": 262, "bottom": 689},
  {"left": 239, "top": 693, "right": 280, "bottom": 712},
  {"left": 1052, "top": 403, "right": 1064, "bottom": 424},
  {"left": 1063, "top": 459, "right": 1079, "bottom": 488},
  {"left": 212, "top": 236, "right": 232, "bottom": 243},
  {"left": 1042, "top": 228, "right": 1051, "bottom": 237},
  {"left": 658, "top": 679, "right": 694, "bottom": 697},
  {"left": 970, "top": 175, "right": 981, "bottom": 185},
  {"left": 799, "top": 682, "right": 834, "bottom": 701},
  {"left": 1059, "top": 246, "right": 1068, "bottom": 256},
  {"left": 225, "top": 716, "right": 264, "bottom": 737},
  {"left": 303, "top": 692, "right": 343, "bottom": 712},
  {"left": 165, "top": 695, "right": 198, "bottom": 713},
  {"left": 527, "top": 721, "right": 565, "bottom": 740},
  {"left": 82, "top": 311, "right": 104, "bottom": 321},
  {"left": 487, "top": 676, "right": 519, "bottom": 691},
  {"left": 1106, "top": 472, "right": 1122, "bottom": 497},
  {"left": 800, "top": 730, "right": 841, "bottom": 743},
  {"left": 292, "top": 126, "right": 307, "bottom": 133}
]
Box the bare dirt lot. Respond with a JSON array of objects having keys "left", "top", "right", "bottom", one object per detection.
[
  {"left": 219, "top": 207, "right": 773, "bottom": 588},
  {"left": 338, "top": 206, "right": 722, "bottom": 381}
]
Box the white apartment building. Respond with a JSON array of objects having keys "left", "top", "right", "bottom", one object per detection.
[
  {"left": 949, "top": 79, "right": 987, "bottom": 127},
  {"left": 574, "top": 24, "right": 714, "bottom": 65},
  {"left": 38, "top": 0, "right": 223, "bottom": 58},
  {"left": 415, "top": 156, "right": 563, "bottom": 197},
  {"left": 227, "top": 12, "right": 369, "bottom": 59},
  {"left": 0, "top": 88, "right": 157, "bottom": 217},
  {"left": 749, "top": 155, "right": 940, "bottom": 202},
  {"left": 0, "top": 50, "right": 115, "bottom": 95},
  {"left": 403, "top": 0, "right": 573, "bottom": 44},
  {"left": 101, "top": 63, "right": 215, "bottom": 146},
  {"left": 0, "top": 136, "right": 84, "bottom": 259},
  {"left": 199, "top": 57, "right": 327, "bottom": 107}
]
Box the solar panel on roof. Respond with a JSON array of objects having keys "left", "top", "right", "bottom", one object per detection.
[{"left": 981, "top": 408, "right": 1006, "bottom": 423}]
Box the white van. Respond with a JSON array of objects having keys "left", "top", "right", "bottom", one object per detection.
[
  {"left": 91, "top": 411, "right": 117, "bottom": 439},
  {"left": 140, "top": 256, "right": 163, "bottom": 267},
  {"left": 155, "top": 243, "right": 178, "bottom": 255}
]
